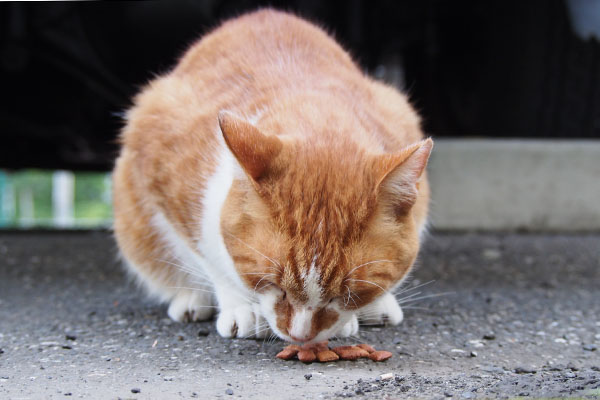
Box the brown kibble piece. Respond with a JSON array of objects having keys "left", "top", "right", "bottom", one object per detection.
[
  {"left": 297, "top": 349, "right": 317, "bottom": 363},
  {"left": 338, "top": 346, "right": 369, "bottom": 358},
  {"left": 276, "top": 342, "right": 390, "bottom": 362},
  {"left": 301, "top": 341, "right": 329, "bottom": 353},
  {"left": 332, "top": 346, "right": 369, "bottom": 360},
  {"left": 331, "top": 345, "right": 353, "bottom": 353},
  {"left": 316, "top": 350, "right": 339, "bottom": 362},
  {"left": 276, "top": 344, "right": 301, "bottom": 360},
  {"left": 369, "top": 350, "right": 393, "bottom": 361},
  {"left": 354, "top": 347, "right": 370, "bottom": 358},
  {"left": 357, "top": 343, "right": 376, "bottom": 353},
  {"left": 313, "top": 341, "right": 329, "bottom": 353}
]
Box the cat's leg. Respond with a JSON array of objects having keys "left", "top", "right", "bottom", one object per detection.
[
  {"left": 167, "top": 284, "right": 215, "bottom": 323},
  {"left": 121, "top": 255, "right": 216, "bottom": 323},
  {"left": 358, "top": 292, "right": 404, "bottom": 326}
]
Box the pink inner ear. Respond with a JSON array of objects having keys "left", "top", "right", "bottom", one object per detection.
[
  {"left": 375, "top": 138, "right": 433, "bottom": 185},
  {"left": 218, "top": 111, "right": 283, "bottom": 181},
  {"left": 374, "top": 138, "right": 433, "bottom": 203}
]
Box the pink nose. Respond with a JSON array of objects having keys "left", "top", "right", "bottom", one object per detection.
[{"left": 290, "top": 333, "right": 316, "bottom": 342}]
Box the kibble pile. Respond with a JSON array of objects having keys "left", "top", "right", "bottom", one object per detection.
[{"left": 276, "top": 341, "right": 392, "bottom": 363}]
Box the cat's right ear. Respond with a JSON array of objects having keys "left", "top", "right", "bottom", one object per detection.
[
  {"left": 218, "top": 111, "right": 283, "bottom": 182},
  {"left": 374, "top": 138, "right": 433, "bottom": 211}
]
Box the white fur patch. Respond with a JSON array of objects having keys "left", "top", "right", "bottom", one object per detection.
[
  {"left": 196, "top": 143, "right": 253, "bottom": 306},
  {"left": 338, "top": 313, "right": 359, "bottom": 337},
  {"left": 286, "top": 258, "right": 324, "bottom": 340},
  {"left": 150, "top": 211, "right": 206, "bottom": 279},
  {"left": 289, "top": 306, "right": 314, "bottom": 340},
  {"left": 196, "top": 136, "right": 273, "bottom": 338},
  {"left": 302, "top": 257, "right": 323, "bottom": 307},
  {"left": 358, "top": 292, "right": 403, "bottom": 325}
]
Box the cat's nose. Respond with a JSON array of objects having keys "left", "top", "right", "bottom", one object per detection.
[{"left": 290, "top": 333, "right": 316, "bottom": 342}]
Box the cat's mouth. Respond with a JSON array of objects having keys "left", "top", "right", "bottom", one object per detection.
[
  {"left": 274, "top": 317, "right": 351, "bottom": 345},
  {"left": 283, "top": 332, "right": 325, "bottom": 345}
]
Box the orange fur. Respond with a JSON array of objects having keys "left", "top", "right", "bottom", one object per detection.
[{"left": 113, "top": 9, "right": 432, "bottom": 342}]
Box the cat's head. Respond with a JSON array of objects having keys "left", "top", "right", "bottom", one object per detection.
[{"left": 218, "top": 111, "right": 432, "bottom": 343}]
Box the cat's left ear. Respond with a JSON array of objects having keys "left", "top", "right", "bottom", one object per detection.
[
  {"left": 374, "top": 138, "right": 433, "bottom": 209},
  {"left": 218, "top": 111, "right": 283, "bottom": 182}
]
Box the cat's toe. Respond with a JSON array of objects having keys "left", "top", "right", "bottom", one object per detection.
[
  {"left": 216, "top": 305, "right": 265, "bottom": 339},
  {"left": 358, "top": 292, "right": 404, "bottom": 326},
  {"left": 338, "top": 314, "right": 359, "bottom": 337},
  {"left": 167, "top": 290, "right": 214, "bottom": 323}
]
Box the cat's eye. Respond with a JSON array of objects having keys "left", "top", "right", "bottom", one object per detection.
[{"left": 275, "top": 287, "right": 286, "bottom": 300}]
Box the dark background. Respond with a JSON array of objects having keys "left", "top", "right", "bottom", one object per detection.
[{"left": 1, "top": 0, "right": 599, "bottom": 171}]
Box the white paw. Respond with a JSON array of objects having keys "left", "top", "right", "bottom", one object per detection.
[
  {"left": 216, "top": 304, "right": 270, "bottom": 339},
  {"left": 167, "top": 289, "right": 214, "bottom": 323},
  {"left": 358, "top": 292, "right": 404, "bottom": 326},
  {"left": 338, "top": 314, "right": 359, "bottom": 337}
]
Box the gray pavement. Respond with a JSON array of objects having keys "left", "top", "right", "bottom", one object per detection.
[{"left": 0, "top": 231, "right": 599, "bottom": 399}]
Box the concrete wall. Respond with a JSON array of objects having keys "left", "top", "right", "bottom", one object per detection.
[{"left": 427, "top": 139, "right": 600, "bottom": 231}]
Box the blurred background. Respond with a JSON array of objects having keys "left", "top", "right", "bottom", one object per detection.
[{"left": 0, "top": 0, "right": 598, "bottom": 229}]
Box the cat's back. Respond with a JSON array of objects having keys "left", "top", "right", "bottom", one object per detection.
[{"left": 173, "top": 9, "right": 358, "bottom": 82}]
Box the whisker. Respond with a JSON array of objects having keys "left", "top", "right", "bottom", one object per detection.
[
  {"left": 255, "top": 283, "right": 275, "bottom": 293},
  {"left": 358, "top": 322, "right": 390, "bottom": 326},
  {"left": 242, "top": 272, "right": 278, "bottom": 276},
  {"left": 393, "top": 279, "right": 436, "bottom": 296},
  {"left": 395, "top": 291, "right": 423, "bottom": 302},
  {"left": 398, "top": 292, "right": 454, "bottom": 304},
  {"left": 188, "top": 278, "right": 215, "bottom": 288},
  {"left": 254, "top": 275, "right": 275, "bottom": 292},
  {"left": 268, "top": 333, "right": 279, "bottom": 345},
  {"left": 223, "top": 231, "right": 282, "bottom": 271},
  {"left": 345, "top": 279, "right": 386, "bottom": 293},
  {"left": 344, "top": 285, "right": 350, "bottom": 307},
  {"left": 166, "top": 286, "right": 216, "bottom": 294},
  {"left": 401, "top": 306, "right": 430, "bottom": 310},
  {"left": 242, "top": 325, "right": 271, "bottom": 340},
  {"left": 344, "top": 260, "right": 394, "bottom": 279},
  {"left": 156, "top": 258, "right": 208, "bottom": 278},
  {"left": 260, "top": 329, "right": 274, "bottom": 347},
  {"left": 344, "top": 285, "right": 359, "bottom": 309}
]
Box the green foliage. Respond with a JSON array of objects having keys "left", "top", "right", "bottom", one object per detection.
[
  {"left": 74, "top": 173, "right": 113, "bottom": 225},
  {"left": 0, "top": 169, "right": 113, "bottom": 228}
]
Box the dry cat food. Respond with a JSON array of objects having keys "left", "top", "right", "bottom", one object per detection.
[{"left": 276, "top": 341, "right": 392, "bottom": 363}]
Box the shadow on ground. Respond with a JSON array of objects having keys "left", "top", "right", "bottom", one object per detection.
[{"left": 0, "top": 231, "right": 599, "bottom": 399}]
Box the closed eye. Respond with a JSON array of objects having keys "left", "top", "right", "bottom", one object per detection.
[{"left": 328, "top": 296, "right": 342, "bottom": 305}]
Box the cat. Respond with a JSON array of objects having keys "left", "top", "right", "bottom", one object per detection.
[{"left": 112, "top": 9, "right": 432, "bottom": 343}]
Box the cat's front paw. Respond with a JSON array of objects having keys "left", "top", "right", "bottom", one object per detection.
[
  {"left": 167, "top": 289, "right": 215, "bottom": 323},
  {"left": 216, "top": 304, "right": 270, "bottom": 339},
  {"left": 358, "top": 292, "right": 404, "bottom": 326},
  {"left": 338, "top": 314, "right": 359, "bottom": 337}
]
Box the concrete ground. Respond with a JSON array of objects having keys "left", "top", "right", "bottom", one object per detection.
[{"left": 0, "top": 231, "right": 599, "bottom": 399}]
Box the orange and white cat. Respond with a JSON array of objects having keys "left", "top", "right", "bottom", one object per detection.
[{"left": 113, "top": 9, "right": 432, "bottom": 343}]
